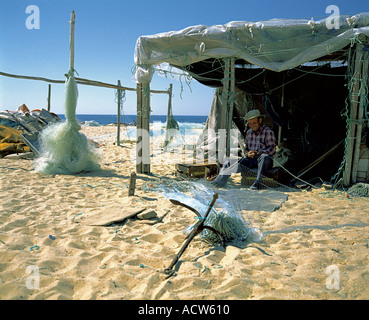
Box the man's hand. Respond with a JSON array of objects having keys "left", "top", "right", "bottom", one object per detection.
[{"left": 247, "top": 150, "right": 257, "bottom": 159}]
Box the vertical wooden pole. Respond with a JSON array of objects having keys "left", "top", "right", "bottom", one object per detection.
[
  {"left": 136, "top": 83, "right": 143, "bottom": 173},
  {"left": 226, "top": 58, "right": 235, "bottom": 158},
  {"left": 351, "top": 48, "right": 368, "bottom": 183},
  {"left": 47, "top": 84, "right": 51, "bottom": 112},
  {"left": 278, "top": 72, "right": 285, "bottom": 146},
  {"left": 220, "top": 58, "right": 230, "bottom": 131},
  {"left": 166, "top": 84, "right": 173, "bottom": 125},
  {"left": 343, "top": 44, "right": 363, "bottom": 186},
  {"left": 69, "top": 11, "right": 76, "bottom": 74},
  {"left": 142, "top": 83, "right": 151, "bottom": 173},
  {"left": 117, "top": 80, "right": 121, "bottom": 146},
  {"left": 128, "top": 172, "right": 136, "bottom": 196}
]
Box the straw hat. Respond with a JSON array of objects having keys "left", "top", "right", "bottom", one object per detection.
[{"left": 245, "top": 109, "right": 261, "bottom": 121}]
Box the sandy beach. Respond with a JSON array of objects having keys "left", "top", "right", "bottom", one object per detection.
[{"left": 1, "top": 124, "right": 369, "bottom": 300}]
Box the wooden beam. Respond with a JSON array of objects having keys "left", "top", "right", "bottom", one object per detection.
[
  {"left": 343, "top": 44, "right": 363, "bottom": 186},
  {"left": 294, "top": 140, "right": 344, "bottom": 179},
  {"left": 351, "top": 48, "right": 369, "bottom": 183}
]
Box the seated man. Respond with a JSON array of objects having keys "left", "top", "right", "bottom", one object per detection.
[{"left": 212, "top": 109, "right": 276, "bottom": 190}]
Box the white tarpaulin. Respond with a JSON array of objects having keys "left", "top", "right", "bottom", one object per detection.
[{"left": 134, "top": 12, "right": 369, "bottom": 83}]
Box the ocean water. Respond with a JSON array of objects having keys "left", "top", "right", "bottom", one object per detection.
[
  {"left": 57, "top": 114, "right": 207, "bottom": 126},
  {"left": 57, "top": 114, "right": 207, "bottom": 138}
]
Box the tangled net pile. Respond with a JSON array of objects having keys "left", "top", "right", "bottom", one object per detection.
[
  {"left": 347, "top": 183, "right": 369, "bottom": 197},
  {"left": 34, "top": 75, "right": 101, "bottom": 175}
]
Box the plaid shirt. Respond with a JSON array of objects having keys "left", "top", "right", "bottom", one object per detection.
[{"left": 245, "top": 125, "right": 276, "bottom": 157}]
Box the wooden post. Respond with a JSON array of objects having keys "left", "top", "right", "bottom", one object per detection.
[
  {"left": 166, "top": 84, "right": 173, "bottom": 124},
  {"left": 136, "top": 83, "right": 143, "bottom": 173},
  {"left": 343, "top": 44, "right": 363, "bottom": 186},
  {"left": 117, "top": 80, "right": 122, "bottom": 146},
  {"left": 128, "top": 172, "right": 136, "bottom": 196},
  {"left": 220, "top": 58, "right": 230, "bottom": 131},
  {"left": 278, "top": 72, "right": 285, "bottom": 146},
  {"left": 69, "top": 11, "right": 76, "bottom": 74},
  {"left": 226, "top": 58, "right": 235, "bottom": 158},
  {"left": 142, "top": 83, "right": 151, "bottom": 173},
  {"left": 47, "top": 84, "right": 51, "bottom": 111},
  {"left": 351, "top": 48, "right": 369, "bottom": 183}
]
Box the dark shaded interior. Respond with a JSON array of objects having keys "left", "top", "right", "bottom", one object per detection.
[{"left": 176, "top": 58, "right": 349, "bottom": 183}]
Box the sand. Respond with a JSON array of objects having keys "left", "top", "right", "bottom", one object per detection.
[{"left": 1, "top": 124, "right": 369, "bottom": 300}]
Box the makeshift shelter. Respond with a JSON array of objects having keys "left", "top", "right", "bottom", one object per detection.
[{"left": 134, "top": 13, "right": 369, "bottom": 186}]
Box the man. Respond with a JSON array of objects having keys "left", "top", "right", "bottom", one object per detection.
[{"left": 212, "top": 109, "right": 276, "bottom": 190}]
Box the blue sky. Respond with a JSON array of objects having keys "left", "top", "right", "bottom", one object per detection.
[{"left": 0, "top": 0, "right": 367, "bottom": 116}]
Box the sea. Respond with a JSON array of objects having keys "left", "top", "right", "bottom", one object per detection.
[{"left": 56, "top": 114, "right": 208, "bottom": 138}]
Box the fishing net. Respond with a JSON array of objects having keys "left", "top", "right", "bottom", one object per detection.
[
  {"left": 162, "top": 114, "right": 180, "bottom": 149},
  {"left": 157, "top": 180, "right": 264, "bottom": 245},
  {"left": 347, "top": 183, "right": 369, "bottom": 197},
  {"left": 34, "top": 75, "right": 101, "bottom": 174}
]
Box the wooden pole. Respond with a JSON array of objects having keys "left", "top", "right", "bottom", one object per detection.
[
  {"left": 220, "top": 58, "right": 230, "bottom": 131},
  {"left": 47, "top": 84, "right": 51, "bottom": 111},
  {"left": 226, "top": 58, "right": 235, "bottom": 158},
  {"left": 69, "top": 11, "right": 76, "bottom": 74},
  {"left": 136, "top": 83, "right": 143, "bottom": 173},
  {"left": 117, "top": 80, "right": 122, "bottom": 146},
  {"left": 128, "top": 172, "right": 136, "bottom": 196},
  {"left": 278, "top": 72, "right": 285, "bottom": 146},
  {"left": 343, "top": 44, "right": 363, "bottom": 186},
  {"left": 164, "top": 193, "right": 219, "bottom": 278},
  {"left": 351, "top": 49, "right": 368, "bottom": 183},
  {"left": 166, "top": 83, "right": 173, "bottom": 125},
  {"left": 142, "top": 83, "right": 151, "bottom": 173}
]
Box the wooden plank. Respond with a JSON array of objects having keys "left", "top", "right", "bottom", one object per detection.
[
  {"left": 351, "top": 48, "right": 369, "bottom": 183},
  {"left": 344, "top": 44, "right": 363, "bottom": 186},
  {"left": 358, "top": 159, "right": 369, "bottom": 172},
  {"left": 296, "top": 140, "right": 344, "bottom": 179}
]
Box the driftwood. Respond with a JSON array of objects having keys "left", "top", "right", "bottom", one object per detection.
[{"left": 164, "top": 193, "right": 223, "bottom": 279}]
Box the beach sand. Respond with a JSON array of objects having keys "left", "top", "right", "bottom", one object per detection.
[{"left": 1, "top": 124, "right": 369, "bottom": 300}]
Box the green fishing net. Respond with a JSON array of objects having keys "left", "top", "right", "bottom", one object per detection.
[{"left": 34, "top": 76, "right": 100, "bottom": 174}]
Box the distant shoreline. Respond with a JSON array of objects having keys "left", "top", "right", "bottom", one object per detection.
[{"left": 57, "top": 114, "right": 208, "bottom": 126}]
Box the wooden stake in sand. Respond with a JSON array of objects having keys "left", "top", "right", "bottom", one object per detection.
[
  {"left": 164, "top": 193, "right": 223, "bottom": 279},
  {"left": 128, "top": 172, "right": 136, "bottom": 196}
]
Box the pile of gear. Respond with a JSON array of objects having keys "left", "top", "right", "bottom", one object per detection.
[{"left": 0, "top": 104, "right": 60, "bottom": 158}]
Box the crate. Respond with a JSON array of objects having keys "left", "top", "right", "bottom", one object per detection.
[{"left": 175, "top": 162, "right": 218, "bottom": 179}]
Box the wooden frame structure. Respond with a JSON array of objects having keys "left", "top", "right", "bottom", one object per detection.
[{"left": 343, "top": 38, "right": 369, "bottom": 186}]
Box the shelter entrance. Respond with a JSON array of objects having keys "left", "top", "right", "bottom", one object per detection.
[{"left": 184, "top": 58, "right": 348, "bottom": 185}]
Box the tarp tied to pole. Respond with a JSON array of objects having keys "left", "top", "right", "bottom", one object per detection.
[{"left": 134, "top": 13, "right": 369, "bottom": 83}]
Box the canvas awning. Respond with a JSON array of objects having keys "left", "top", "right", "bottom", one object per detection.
[{"left": 134, "top": 12, "right": 369, "bottom": 83}]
